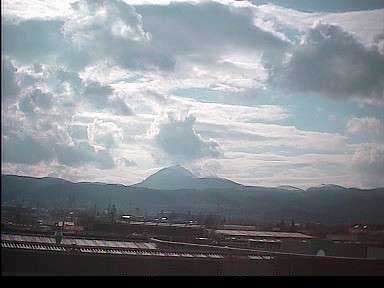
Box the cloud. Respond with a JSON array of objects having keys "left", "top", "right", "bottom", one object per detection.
[
  {"left": 2, "top": 0, "right": 155, "bottom": 71},
  {"left": 18, "top": 96, "right": 35, "bottom": 115},
  {"left": 66, "top": 0, "right": 150, "bottom": 44},
  {"left": 171, "top": 52, "right": 270, "bottom": 93},
  {"left": 69, "top": 124, "right": 88, "bottom": 140},
  {"left": 108, "top": 97, "right": 134, "bottom": 116},
  {"left": 346, "top": 117, "right": 384, "bottom": 140},
  {"left": 62, "top": 0, "right": 167, "bottom": 71},
  {"left": 55, "top": 141, "right": 115, "bottom": 169},
  {"left": 82, "top": 81, "right": 134, "bottom": 115},
  {"left": 249, "top": 0, "right": 384, "bottom": 13},
  {"left": 2, "top": 0, "right": 75, "bottom": 21},
  {"left": 280, "top": 22, "right": 384, "bottom": 105},
  {"left": 136, "top": 1, "right": 289, "bottom": 77},
  {"left": 197, "top": 151, "right": 354, "bottom": 188},
  {"left": 2, "top": 19, "right": 65, "bottom": 64},
  {"left": 1, "top": 57, "right": 20, "bottom": 99},
  {"left": 2, "top": 0, "right": 384, "bottom": 188},
  {"left": 29, "top": 88, "right": 53, "bottom": 110},
  {"left": 2, "top": 134, "right": 55, "bottom": 164},
  {"left": 352, "top": 143, "right": 384, "bottom": 187},
  {"left": 172, "top": 97, "right": 290, "bottom": 123},
  {"left": 120, "top": 158, "right": 138, "bottom": 167},
  {"left": 18, "top": 88, "right": 53, "bottom": 115},
  {"left": 191, "top": 159, "right": 222, "bottom": 177},
  {"left": 5, "top": 59, "right": 135, "bottom": 117},
  {"left": 83, "top": 81, "right": 113, "bottom": 108},
  {"left": 88, "top": 120, "right": 124, "bottom": 149},
  {"left": 154, "top": 113, "right": 221, "bottom": 161},
  {"left": 84, "top": 81, "right": 113, "bottom": 101},
  {"left": 2, "top": 0, "right": 288, "bottom": 98},
  {"left": 2, "top": 128, "right": 116, "bottom": 169},
  {"left": 192, "top": 119, "right": 348, "bottom": 155},
  {"left": 137, "top": 1, "right": 288, "bottom": 52},
  {"left": 2, "top": 61, "right": 82, "bottom": 115},
  {"left": 374, "top": 31, "right": 384, "bottom": 55},
  {"left": 248, "top": 4, "right": 384, "bottom": 46}
]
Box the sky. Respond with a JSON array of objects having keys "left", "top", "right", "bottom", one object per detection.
[{"left": 1, "top": 0, "right": 384, "bottom": 189}]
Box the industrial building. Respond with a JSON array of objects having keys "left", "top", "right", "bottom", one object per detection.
[
  {"left": 2, "top": 233, "right": 384, "bottom": 275},
  {"left": 213, "top": 229, "right": 384, "bottom": 259}
]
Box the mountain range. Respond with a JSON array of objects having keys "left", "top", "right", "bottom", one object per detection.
[{"left": 2, "top": 166, "right": 384, "bottom": 224}]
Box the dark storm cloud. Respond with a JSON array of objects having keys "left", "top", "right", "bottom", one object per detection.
[
  {"left": 280, "top": 23, "right": 384, "bottom": 103},
  {"left": 137, "top": 2, "right": 288, "bottom": 52}
]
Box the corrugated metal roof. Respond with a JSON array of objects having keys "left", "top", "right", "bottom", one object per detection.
[
  {"left": 1, "top": 241, "right": 66, "bottom": 252},
  {"left": 1, "top": 240, "right": 276, "bottom": 260},
  {"left": 181, "top": 253, "right": 194, "bottom": 257},
  {"left": 248, "top": 255, "right": 274, "bottom": 260},
  {"left": 215, "top": 230, "right": 314, "bottom": 239},
  {"left": 208, "top": 254, "right": 224, "bottom": 259},
  {"left": 1, "top": 234, "right": 157, "bottom": 250}
]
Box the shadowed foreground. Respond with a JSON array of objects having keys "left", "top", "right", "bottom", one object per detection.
[{"left": 2, "top": 245, "right": 384, "bottom": 276}]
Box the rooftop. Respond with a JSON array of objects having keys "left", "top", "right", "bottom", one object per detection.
[
  {"left": 127, "top": 221, "right": 203, "bottom": 228},
  {"left": 215, "top": 230, "right": 314, "bottom": 239},
  {"left": 1, "top": 233, "right": 274, "bottom": 260},
  {"left": 1, "top": 234, "right": 157, "bottom": 250}
]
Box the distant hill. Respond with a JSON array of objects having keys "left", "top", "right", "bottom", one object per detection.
[
  {"left": 2, "top": 174, "right": 384, "bottom": 224},
  {"left": 306, "top": 184, "right": 347, "bottom": 192},
  {"left": 277, "top": 185, "right": 305, "bottom": 192},
  {"left": 134, "top": 165, "right": 242, "bottom": 190}
]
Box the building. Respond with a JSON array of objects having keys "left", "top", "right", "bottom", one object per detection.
[
  {"left": 214, "top": 229, "right": 314, "bottom": 252},
  {"left": 2, "top": 233, "right": 384, "bottom": 275}
]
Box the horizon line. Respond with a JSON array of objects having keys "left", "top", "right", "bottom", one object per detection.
[{"left": 2, "top": 172, "right": 383, "bottom": 191}]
